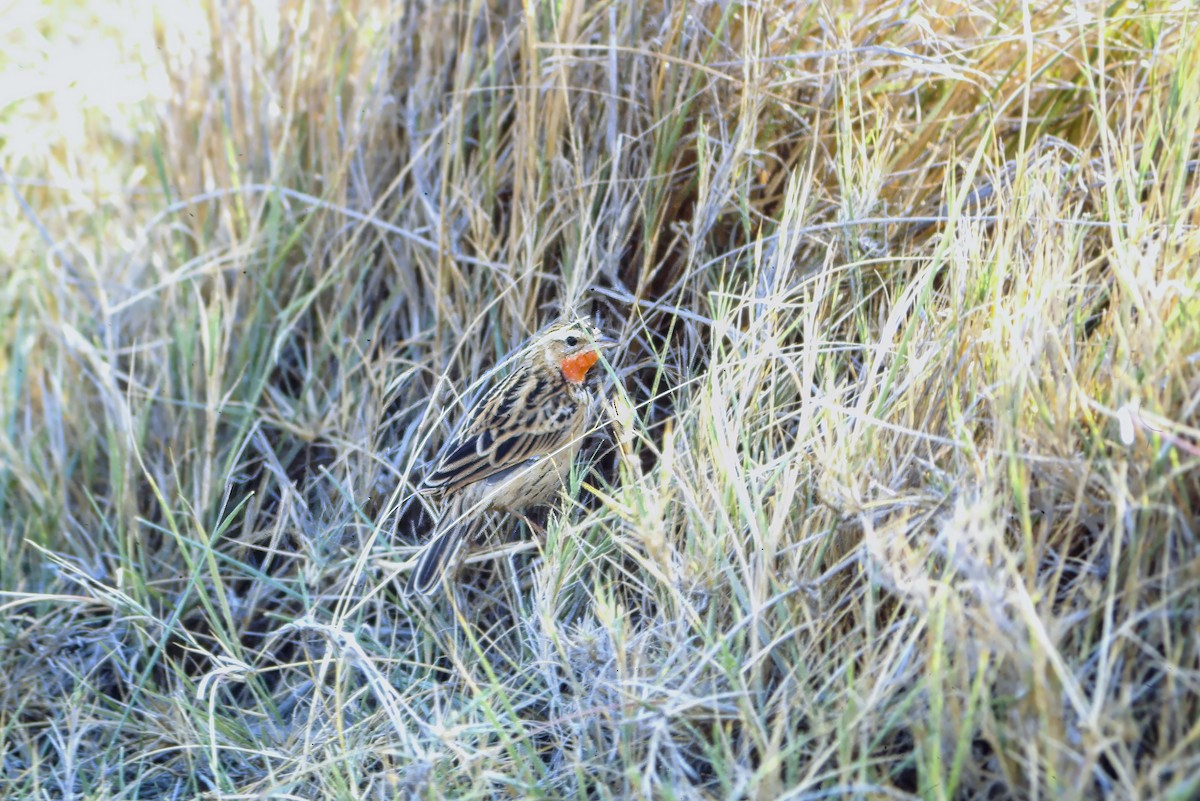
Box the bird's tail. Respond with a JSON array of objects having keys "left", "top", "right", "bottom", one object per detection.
[{"left": 407, "top": 498, "right": 485, "bottom": 596}]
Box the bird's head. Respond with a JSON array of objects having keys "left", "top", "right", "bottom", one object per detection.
[{"left": 536, "top": 321, "right": 616, "bottom": 384}]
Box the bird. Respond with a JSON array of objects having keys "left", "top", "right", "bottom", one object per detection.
[{"left": 407, "top": 319, "right": 616, "bottom": 596}]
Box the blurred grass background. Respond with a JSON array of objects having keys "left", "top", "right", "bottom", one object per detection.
[{"left": 2, "top": 0, "right": 1198, "bottom": 798}]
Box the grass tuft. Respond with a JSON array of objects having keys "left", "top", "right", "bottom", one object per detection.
[{"left": 2, "top": 0, "right": 1198, "bottom": 798}]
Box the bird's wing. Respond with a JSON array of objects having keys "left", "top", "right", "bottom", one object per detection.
[{"left": 422, "top": 363, "right": 577, "bottom": 495}]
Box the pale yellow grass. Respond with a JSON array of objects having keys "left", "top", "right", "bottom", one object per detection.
[{"left": 1, "top": 1, "right": 1197, "bottom": 799}]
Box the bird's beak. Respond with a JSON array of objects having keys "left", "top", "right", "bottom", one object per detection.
[{"left": 593, "top": 333, "right": 618, "bottom": 350}]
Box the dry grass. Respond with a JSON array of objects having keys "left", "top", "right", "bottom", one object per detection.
[{"left": 2, "top": 0, "right": 1199, "bottom": 798}]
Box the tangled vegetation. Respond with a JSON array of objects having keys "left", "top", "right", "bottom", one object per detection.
[{"left": 2, "top": 0, "right": 1198, "bottom": 798}]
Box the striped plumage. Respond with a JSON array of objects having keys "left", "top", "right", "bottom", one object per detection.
[{"left": 407, "top": 320, "right": 615, "bottom": 596}]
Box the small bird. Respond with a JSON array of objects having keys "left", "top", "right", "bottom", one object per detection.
[{"left": 407, "top": 320, "right": 616, "bottom": 596}]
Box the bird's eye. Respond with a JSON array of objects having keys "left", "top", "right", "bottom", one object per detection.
[{"left": 565, "top": 336, "right": 579, "bottom": 347}]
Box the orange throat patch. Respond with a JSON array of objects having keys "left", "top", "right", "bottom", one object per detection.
[{"left": 560, "top": 350, "right": 600, "bottom": 383}]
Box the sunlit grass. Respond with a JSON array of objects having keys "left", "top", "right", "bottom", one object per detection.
[{"left": 2, "top": 0, "right": 1198, "bottom": 798}]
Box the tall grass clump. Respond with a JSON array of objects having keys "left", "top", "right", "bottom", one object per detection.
[{"left": 2, "top": 0, "right": 1198, "bottom": 798}]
